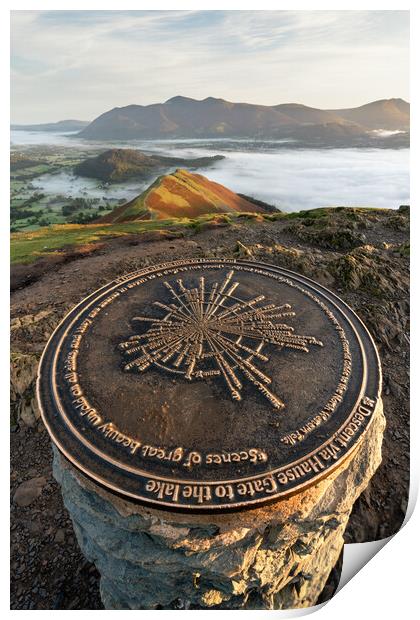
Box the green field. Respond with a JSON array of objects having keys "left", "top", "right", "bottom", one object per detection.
[{"left": 10, "top": 145, "right": 118, "bottom": 232}]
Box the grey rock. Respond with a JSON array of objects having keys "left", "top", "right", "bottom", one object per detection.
[
  {"left": 52, "top": 399, "right": 385, "bottom": 610},
  {"left": 54, "top": 528, "right": 66, "bottom": 543},
  {"left": 13, "top": 476, "right": 48, "bottom": 507},
  {"left": 10, "top": 352, "right": 40, "bottom": 427}
]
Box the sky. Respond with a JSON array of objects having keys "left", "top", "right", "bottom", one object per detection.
[{"left": 10, "top": 10, "right": 410, "bottom": 124}]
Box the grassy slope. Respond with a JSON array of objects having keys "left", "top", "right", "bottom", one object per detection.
[
  {"left": 100, "top": 170, "right": 263, "bottom": 223},
  {"left": 11, "top": 207, "right": 386, "bottom": 265},
  {"left": 10, "top": 213, "right": 256, "bottom": 264},
  {"left": 99, "top": 175, "right": 163, "bottom": 224},
  {"left": 144, "top": 169, "right": 264, "bottom": 219}
]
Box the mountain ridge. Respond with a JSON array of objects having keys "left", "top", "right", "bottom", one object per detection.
[{"left": 79, "top": 97, "right": 410, "bottom": 141}]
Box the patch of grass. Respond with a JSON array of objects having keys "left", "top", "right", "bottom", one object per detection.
[
  {"left": 284, "top": 206, "right": 388, "bottom": 221},
  {"left": 261, "top": 212, "right": 285, "bottom": 222},
  {"left": 10, "top": 164, "right": 52, "bottom": 180},
  {"left": 10, "top": 216, "right": 213, "bottom": 264},
  {"left": 396, "top": 241, "right": 410, "bottom": 257},
  {"left": 117, "top": 197, "right": 148, "bottom": 220},
  {"left": 284, "top": 207, "right": 332, "bottom": 220},
  {"left": 11, "top": 210, "right": 270, "bottom": 264}
]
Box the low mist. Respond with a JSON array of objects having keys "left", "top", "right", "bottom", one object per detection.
[{"left": 150, "top": 143, "right": 409, "bottom": 211}]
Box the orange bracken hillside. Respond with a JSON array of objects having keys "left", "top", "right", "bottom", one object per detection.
[{"left": 99, "top": 169, "right": 268, "bottom": 223}]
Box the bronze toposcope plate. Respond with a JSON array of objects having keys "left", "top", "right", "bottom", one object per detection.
[{"left": 38, "top": 259, "right": 381, "bottom": 512}]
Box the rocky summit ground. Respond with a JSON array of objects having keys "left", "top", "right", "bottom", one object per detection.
[{"left": 10, "top": 206, "right": 409, "bottom": 609}]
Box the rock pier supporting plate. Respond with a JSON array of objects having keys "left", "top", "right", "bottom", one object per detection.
[{"left": 52, "top": 398, "right": 384, "bottom": 610}]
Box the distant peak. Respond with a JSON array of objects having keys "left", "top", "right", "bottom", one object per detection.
[
  {"left": 276, "top": 103, "right": 305, "bottom": 108},
  {"left": 164, "top": 96, "right": 227, "bottom": 105},
  {"left": 165, "top": 96, "right": 197, "bottom": 104},
  {"left": 380, "top": 97, "right": 408, "bottom": 104},
  {"left": 202, "top": 97, "right": 226, "bottom": 103}
]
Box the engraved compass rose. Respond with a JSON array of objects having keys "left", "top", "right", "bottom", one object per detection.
[{"left": 119, "top": 271, "right": 323, "bottom": 409}]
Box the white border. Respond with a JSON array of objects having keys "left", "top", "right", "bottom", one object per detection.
[{"left": 4, "top": 2, "right": 417, "bottom": 618}]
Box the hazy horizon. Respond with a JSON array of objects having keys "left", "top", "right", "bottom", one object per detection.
[{"left": 11, "top": 10, "right": 409, "bottom": 124}]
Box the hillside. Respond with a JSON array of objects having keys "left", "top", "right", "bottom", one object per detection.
[
  {"left": 73, "top": 148, "right": 224, "bottom": 182},
  {"left": 99, "top": 169, "right": 271, "bottom": 223},
  {"left": 328, "top": 99, "right": 409, "bottom": 130},
  {"left": 78, "top": 96, "right": 410, "bottom": 141},
  {"left": 273, "top": 103, "right": 344, "bottom": 125},
  {"left": 12, "top": 119, "right": 89, "bottom": 132}
]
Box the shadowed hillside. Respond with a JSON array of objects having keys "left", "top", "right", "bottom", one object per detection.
[{"left": 74, "top": 149, "right": 224, "bottom": 182}]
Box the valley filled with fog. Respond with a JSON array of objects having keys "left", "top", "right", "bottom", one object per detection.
[{"left": 11, "top": 131, "right": 410, "bottom": 212}]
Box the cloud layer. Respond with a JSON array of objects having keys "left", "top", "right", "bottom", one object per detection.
[{"left": 11, "top": 10, "right": 409, "bottom": 123}]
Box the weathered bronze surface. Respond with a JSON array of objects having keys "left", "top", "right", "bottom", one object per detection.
[{"left": 37, "top": 259, "right": 381, "bottom": 511}]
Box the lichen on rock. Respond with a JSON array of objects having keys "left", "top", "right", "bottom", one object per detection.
[{"left": 10, "top": 351, "right": 40, "bottom": 428}]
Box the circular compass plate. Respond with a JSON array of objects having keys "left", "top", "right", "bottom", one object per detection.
[{"left": 37, "top": 259, "right": 381, "bottom": 511}]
